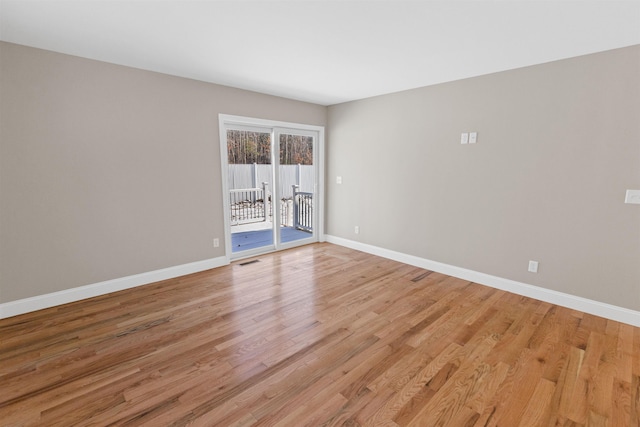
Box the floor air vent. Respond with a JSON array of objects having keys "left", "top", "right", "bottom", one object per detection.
[{"left": 239, "top": 259, "right": 260, "bottom": 266}]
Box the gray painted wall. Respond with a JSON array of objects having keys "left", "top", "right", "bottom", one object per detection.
[
  {"left": 0, "top": 42, "right": 326, "bottom": 303},
  {"left": 327, "top": 45, "right": 640, "bottom": 311},
  {"left": 2, "top": 41, "right": 638, "bottom": 313}
]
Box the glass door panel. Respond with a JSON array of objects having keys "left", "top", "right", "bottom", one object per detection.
[
  {"left": 227, "top": 129, "right": 275, "bottom": 254},
  {"left": 277, "top": 132, "right": 315, "bottom": 245}
]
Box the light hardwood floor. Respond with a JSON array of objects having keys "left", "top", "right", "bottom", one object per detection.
[{"left": 1, "top": 243, "right": 638, "bottom": 426}]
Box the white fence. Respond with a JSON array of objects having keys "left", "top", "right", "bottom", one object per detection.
[{"left": 228, "top": 164, "right": 313, "bottom": 199}]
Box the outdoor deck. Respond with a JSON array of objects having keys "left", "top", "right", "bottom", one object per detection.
[{"left": 231, "top": 227, "right": 311, "bottom": 252}]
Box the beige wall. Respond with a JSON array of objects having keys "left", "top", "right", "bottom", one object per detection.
[
  {"left": 2, "top": 41, "right": 639, "bottom": 313},
  {"left": 327, "top": 45, "right": 640, "bottom": 311},
  {"left": 0, "top": 42, "right": 326, "bottom": 303}
]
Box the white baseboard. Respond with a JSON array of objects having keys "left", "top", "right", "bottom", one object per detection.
[
  {"left": 0, "top": 256, "right": 229, "bottom": 319},
  {"left": 5, "top": 240, "right": 639, "bottom": 328},
  {"left": 324, "top": 235, "right": 640, "bottom": 327}
]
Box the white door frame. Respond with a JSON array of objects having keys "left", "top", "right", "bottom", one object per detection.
[{"left": 218, "top": 114, "right": 325, "bottom": 262}]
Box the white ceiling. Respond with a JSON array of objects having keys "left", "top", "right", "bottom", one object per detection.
[{"left": 1, "top": 1, "right": 639, "bottom": 106}]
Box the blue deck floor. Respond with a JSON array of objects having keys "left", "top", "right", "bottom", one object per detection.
[{"left": 231, "top": 227, "right": 312, "bottom": 252}]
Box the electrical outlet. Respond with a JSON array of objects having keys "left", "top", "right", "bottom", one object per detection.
[
  {"left": 528, "top": 260, "right": 538, "bottom": 273},
  {"left": 213, "top": 238, "right": 219, "bottom": 248},
  {"left": 354, "top": 226, "right": 360, "bottom": 234}
]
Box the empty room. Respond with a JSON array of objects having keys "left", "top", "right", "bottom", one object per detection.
[{"left": 1, "top": 1, "right": 639, "bottom": 426}]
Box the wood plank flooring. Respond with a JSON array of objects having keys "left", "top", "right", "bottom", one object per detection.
[{"left": 1, "top": 243, "right": 638, "bottom": 426}]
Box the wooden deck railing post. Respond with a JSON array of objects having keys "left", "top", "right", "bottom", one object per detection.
[
  {"left": 262, "top": 181, "right": 269, "bottom": 222},
  {"left": 292, "top": 185, "right": 299, "bottom": 229}
]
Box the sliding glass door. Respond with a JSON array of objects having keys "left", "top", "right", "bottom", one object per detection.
[{"left": 219, "top": 116, "right": 323, "bottom": 260}]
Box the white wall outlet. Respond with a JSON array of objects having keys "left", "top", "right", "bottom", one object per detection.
[
  {"left": 528, "top": 260, "right": 539, "bottom": 273},
  {"left": 336, "top": 176, "right": 343, "bottom": 184},
  {"left": 460, "top": 133, "right": 469, "bottom": 144},
  {"left": 624, "top": 189, "right": 640, "bottom": 204},
  {"left": 213, "top": 238, "right": 220, "bottom": 248},
  {"left": 469, "top": 132, "right": 478, "bottom": 144},
  {"left": 354, "top": 226, "right": 360, "bottom": 234}
]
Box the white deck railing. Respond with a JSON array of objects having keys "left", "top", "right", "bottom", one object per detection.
[{"left": 230, "top": 183, "right": 312, "bottom": 232}]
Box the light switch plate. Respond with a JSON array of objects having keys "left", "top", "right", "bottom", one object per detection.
[
  {"left": 469, "top": 132, "right": 477, "bottom": 144},
  {"left": 461, "top": 133, "right": 469, "bottom": 144},
  {"left": 625, "top": 189, "right": 640, "bottom": 204},
  {"left": 336, "top": 176, "right": 342, "bottom": 184}
]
